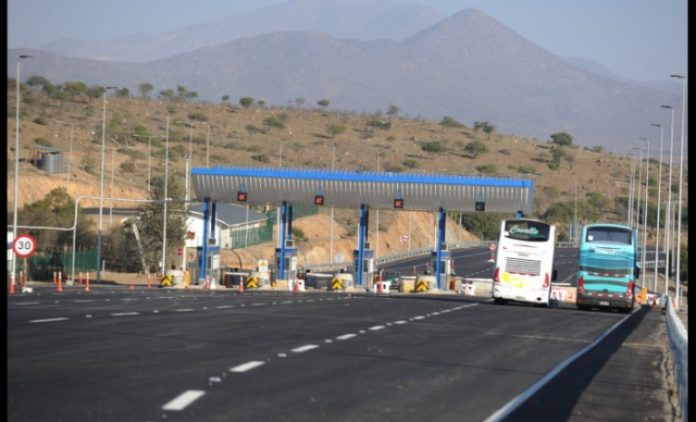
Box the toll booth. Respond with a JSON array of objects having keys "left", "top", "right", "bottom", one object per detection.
[
  {"left": 197, "top": 245, "right": 220, "bottom": 284},
  {"left": 431, "top": 245, "right": 452, "bottom": 282},
  {"left": 353, "top": 246, "right": 374, "bottom": 288},
  {"left": 275, "top": 240, "right": 298, "bottom": 281}
]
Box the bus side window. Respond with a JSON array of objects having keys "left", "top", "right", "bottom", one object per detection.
[{"left": 552, "top": 269, "right": 558, "bottom": 281}]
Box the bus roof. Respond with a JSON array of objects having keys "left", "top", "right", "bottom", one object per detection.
[{"left": 583, "top": 223, "right": 633, "bottom": 230}]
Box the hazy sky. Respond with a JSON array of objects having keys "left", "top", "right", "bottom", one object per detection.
[{"left": 8, "top": 0, "right": 687, "bottom": 82}]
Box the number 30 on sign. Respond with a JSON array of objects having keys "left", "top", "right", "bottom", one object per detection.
[{"left": 13, "top": 234, "right": 37, "bottom": 258}]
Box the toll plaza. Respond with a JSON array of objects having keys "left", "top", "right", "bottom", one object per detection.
[{"left": 191, "top": 166, "right": 534, "bottom": 290}]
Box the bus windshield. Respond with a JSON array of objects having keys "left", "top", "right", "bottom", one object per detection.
[
  {"left": 586, "top": 226, "right": 632, "bottom": 245},
  {"left": 503, "top": 220, "right": 550, "bottom": 242}
]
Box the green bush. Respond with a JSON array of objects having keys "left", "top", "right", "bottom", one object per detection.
[
  {"left": 34, "top": 138, "right": 53, "bottom": 147},
  {"left": 476, "top": 164, "right": 497, "bottom": 174},
  {"left": 440, "top": 116, "right": 465, "bottom": 128},
  {"left": 517, "top": 164, "right": 535, "bottom": 174},
  {"left": 263, "top": 116, "right": 285, "bottom": 129},
  {"left": 465, "top": 140, "right": 488, "bottom": 157},
  {"left": 421, "top": 141, "right": 445, "bottom": 153},
  {"left": 403, "top": 159, "right": 418, "bottom": 169},
  {"left": 120, "top": 161, "right": 137, "bottom": 173},
  {"left": 187, "top": 111, "right": 208, "bottom": 122},
  {"left": 33, "top": 116, "right": 48, "bottom": 125}
]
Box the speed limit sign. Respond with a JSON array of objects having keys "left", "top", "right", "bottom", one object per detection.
[{"left": 13, "top": 234, "right": 37, "bottom": 258}]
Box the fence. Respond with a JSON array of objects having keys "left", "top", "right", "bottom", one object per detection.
[
  {"left": 25, "top": 249, "right": 97, "bottom": 281},
  {"left": 229, "top": 205, "right": 320, "bottom": 249}
]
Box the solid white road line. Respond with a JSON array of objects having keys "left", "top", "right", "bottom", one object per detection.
[
  {"left": 292, "top": 344, "right": 319, "bottom": 353},
  {"left": 162, "top": 390, "right": 206, "bottom": 411},
  {"left": 483, "top": 310, "right": 636, "bottom": 422},
  {"left": 29, "top": 317, "right": 68, "bottom": 323},
  {"left": 229, "top": 361, "right": 266, "bottom": 373}
]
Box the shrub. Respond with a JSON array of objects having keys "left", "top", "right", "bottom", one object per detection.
[
  {"left": 187, "top": 111, "right": 208, "bottom": 122},
  {"left": 476, "top": 164, "right": 497, "bottom": 174},
  {"left": 465, "top": 140, "right": 488, "bottom": 157},
  {"left": 252, "top": 154, "right": 271, "bottom": 163},
  {"left": 517, "top": 164, "right": 535, "bottom": 174},
  {"left": 120, "top": 161, "right": 137, "bottom": 173},
  {"left": 440, "top": 116, "right": 465, "bottom": 128},
  {"left": 34, "top": 137, "right": 53, "bottom": 147},
  {"left": 403, "top": 159, "right": 418, "bottom": 169},
  {"left": 421, "top": 141, "right": 445, "bottom": 153},
  {"left": 33, "top": 116, "right": 48, "bottom": 125}
]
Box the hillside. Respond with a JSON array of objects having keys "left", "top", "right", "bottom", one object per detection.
[
  {"left": 6, "top": 86, "right": 688, "bottom": 267},
  {"left": 7, "top": 8, "right": 682, "bottom": 153}
]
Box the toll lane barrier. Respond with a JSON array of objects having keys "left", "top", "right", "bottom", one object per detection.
[
  {"left": 399, "top": 276, "right": 415, "bottom": 293},
  {"left": 330, "top": 273, "right": 354, "bottom": 291},
  {"left": 413, "top": 275, "right": 436, "bottom": 293},
  {"left": 550, "top": 284, "right": 577, "bottom": 305}
]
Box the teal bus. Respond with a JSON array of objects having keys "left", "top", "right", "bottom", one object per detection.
[{"left": 576, "top": 223, "right": 639, "bottom": 312}]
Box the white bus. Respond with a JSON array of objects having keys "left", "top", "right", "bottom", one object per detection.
[{"left": 492, "top": 219, "right": 557, "bottom": 306}]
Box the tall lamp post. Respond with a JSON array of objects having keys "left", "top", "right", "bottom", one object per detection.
[
  {"left": 96, "top": 86, "right": 117, "bottom": 283},
  {"left": 132, "top": 134, "right": 166, "bottom": 199},
  {"left": 161, "top": 116, "right": 171, "bottom": 275},
  {"left": 11, "top": 54, "right": 32, "bottom": 285},
  {"left": 660, "top": 104, "right": 675, "bottom": 297},
  {"left": 641, "top": 139, "right": 649, "bottom": 283},
  {"left": 670, "top": 74, "right": 686, "bottom": 309},
  {"left": 650, "top": 123, "right": 664, "bottom": 293}
]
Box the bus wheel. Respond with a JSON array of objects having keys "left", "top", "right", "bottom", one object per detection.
[
  {"left": 493, "top": 297, "right": 507, "bottom": 305},
  {"left": 577, "top": 304, "right": 589, "bottom": 311}
]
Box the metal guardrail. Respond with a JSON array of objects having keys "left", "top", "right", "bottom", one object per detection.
[{"left": 665, "top": 296, "right": 688, "bottom": 421}]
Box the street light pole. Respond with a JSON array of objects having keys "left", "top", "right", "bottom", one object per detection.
[
  {"left": 651, "top": 123, "right": 663, "bottom": 293},
  {"left": 161, "top": 116, "right": 171, "bottom": 275},
  {"left": 660, "top": 104, "right": 675, "bottom": 297},
  {"left": 132, "top": 134, "right": 166, "bottom": 199},
  {"left": 670, "top": 74, "right": 686, "bottom": 309},
  {"left": 96, "top": 85, "right": 117, "bottom": 283},
  {"left": 635, "top": 146, "right": 643, "bottom": 229},
  {"left": 206, "top": 123, "right": 211, "bottom": 168},
  {"left": 11, "top": 54, "right": 32, "bottom": 284},
  {"left": 641, "top": 140, "right": 649, "bottom": 283}
]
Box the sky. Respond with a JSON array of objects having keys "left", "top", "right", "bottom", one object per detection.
[{"left": 7, "top": 0, "right": 687, "bottom": 83}]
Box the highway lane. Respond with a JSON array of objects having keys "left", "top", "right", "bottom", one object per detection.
[
  {"left": 381, "top": 247, "right": 579, "bottom": 286},
  {"left": 7, "top": 283, "right": 672, "bottom": 421}
]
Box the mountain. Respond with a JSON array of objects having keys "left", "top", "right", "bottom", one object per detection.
[
  {"left": 38, "top": 0, "right": 444, "bottom": 63},
  {"left": 9, "top": 9, "right": 682, "bottom": 154}
]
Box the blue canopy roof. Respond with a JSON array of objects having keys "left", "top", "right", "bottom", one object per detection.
[{"left": 191, "top": 166, "right": 534, "bottom": 213}]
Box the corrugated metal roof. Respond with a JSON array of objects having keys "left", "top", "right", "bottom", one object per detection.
[
  {"left": 188, "top": 203, "right": 267, "bottom": 226},
  {"left": 191, "top": 166, "right": 534, "bottom": 213}
]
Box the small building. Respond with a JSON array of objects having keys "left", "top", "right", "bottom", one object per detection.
[
  {"left": 31, "top": 146, "right": 67, "bottom": 174},
  {"left": 185, "top": 203, "right": 268, "bottom": 250}
]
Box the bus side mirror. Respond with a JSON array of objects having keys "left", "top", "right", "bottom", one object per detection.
[{"left": 552, "top": 269, "right": 558, "bottom": 281}]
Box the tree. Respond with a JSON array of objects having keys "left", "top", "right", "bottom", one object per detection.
[
  {"left": 550, "top": 132, "right": 573, "bottom": 146},
  {"left": 473, "top": 121, "right": 495, "bottom": 135},
  {"left": 440, "top": 116, "right": 464, "bottom": 128},
  {"left": 317, "top": 99, "right": 330, "bottom": 109},
  {"left": 138, "top": 175, "right": 187, "bottom": 272},
  {"left": 386, "top": 104, "right": 400, "bottom": 119},
  {"left": 464, "top": 140, "right": 488, "bottom": 157},
  {"left": 239, "top": 97, "right": 255, "bottom": 108},
  {"left": 221, "top": 95, "right": 230, "bottom": 103},
  {"left": 15, "top": 188, "right": 94, "bottom": 252},
  {"left": 326, "top": 123, "right": 346, "bottom": 138},
  {"left": 116, "top": 87, "right": 130, "bottom": 98},
  {"left": 138, "top": 82, "right": 154, "bottom": 99}
]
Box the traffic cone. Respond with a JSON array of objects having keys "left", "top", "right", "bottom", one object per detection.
[
  {"left": 85, "top": 273, "right": 91, "bottom": 292},
  {"left": 146, "top": 273, "right": 151, "bottom": 289},
  {"left": 238, "top": 277, "right": 245, "bottom": 293},
  {"left": 204, "top": 277, "right": 210, "bottom": 289},
  {"left": 9, "top": 273, "right": 15, "bottom": 295},
  {"left": 56, "top": 272, "right": 63, "bottom": 292},
  {"left": 129, "top": 283, "right": 135, "bottom": 290},
  {"left": 293, "top": 279, "right": 299, "bottom": 293},
  {"left": 652, "top": 295, "right": 657, "bottom": 307},
  {"left": 53, "top": 271, "right": 57, "bottom": 285}
]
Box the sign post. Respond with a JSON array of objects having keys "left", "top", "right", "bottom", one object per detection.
[{"left": 12, "top": 234, "right": 37, "bottom": 292}]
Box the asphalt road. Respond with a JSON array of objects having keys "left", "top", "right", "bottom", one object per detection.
[{"left": 8, "top": 280, "right": 675, "bottom": 421}]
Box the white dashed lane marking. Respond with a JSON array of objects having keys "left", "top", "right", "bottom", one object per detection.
[
  {"left": 336, "top": 333, "right": 357, "bottom": 340},
  {"left": 111, "top": 312, "right": 140, "bottom": 317},
  {"left": 162, "top": 390, "right": 206, "bottom": 411},
  {"left": 292, "top": 344, "right": 319, "bottom": 353},
  {"left": 229, "top": 361, "right": 266, "bottom": 373}
]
